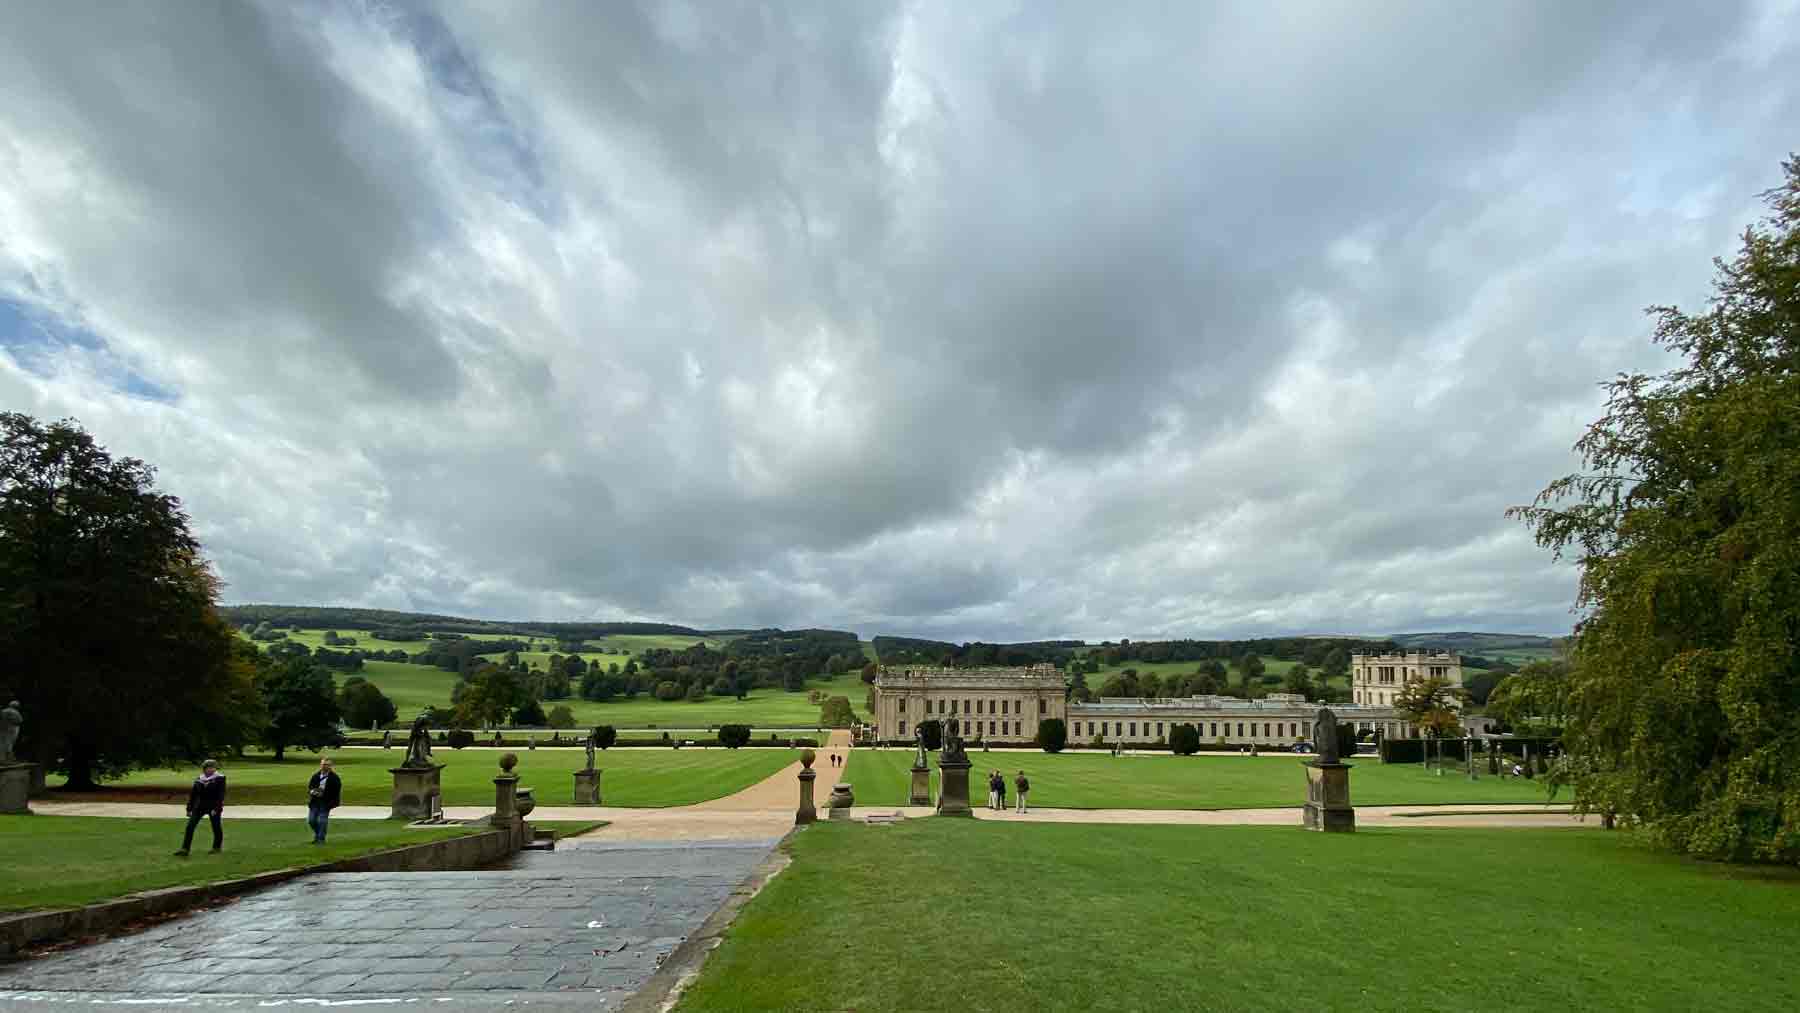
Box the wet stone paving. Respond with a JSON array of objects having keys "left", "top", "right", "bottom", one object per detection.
[{"left": 0, "top": 838, "right": 777, "bottom": 1009}]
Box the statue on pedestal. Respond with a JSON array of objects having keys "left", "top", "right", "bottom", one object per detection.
[
  {"left": 1313, "top": 707, "right": 1340, "bottom": 764},
  {"left": 403, "top": 713, "right": 434, "bottom": 768},
  {"left": 584, "top": 730, "right": 597, "bottom": 773},
  {"left": 941, "top": 727, "right": 968, "bottom": 765}
]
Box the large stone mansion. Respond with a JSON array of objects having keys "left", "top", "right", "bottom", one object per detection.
[{"left": 868, "top": 651, "right": 1463, "bottom": 747}]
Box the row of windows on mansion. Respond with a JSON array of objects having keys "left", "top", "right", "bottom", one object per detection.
[
  {"left": 1349, "top": 651, "right": 1465, "bottom": 707},
  {"left": 869, "top": 664, "right": 1445, "bottom": 744},
  {"left": 888, "top": 707, "right": 1422, "bottom": 744}
]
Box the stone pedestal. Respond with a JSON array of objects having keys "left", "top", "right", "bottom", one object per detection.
[
  {"left": 573, "top": 769, "right": 602, "bottom": 805},
  {"left": 936, "top": 758, "right": 972, "bottom": 817},
  {"left": 796, "top": 768, "right": 817, "bottom": 825},
  {"left": 389, "top": 763, "right": 444, "bottom": 821},
  {"left": 0, "top": 764, "right": 37, "bottom": 814},
  {"left": 827, "top": 782, "right": 854, "bottom": 821},
  {"left": 492, "top": 774, "right": 519, "bottom": 828},
  {"left": 909, "top": 764, "right": 931, "bottom": 806},
  {"left": 1302, "top": 761, "right": 1355, "bottom": 832}
]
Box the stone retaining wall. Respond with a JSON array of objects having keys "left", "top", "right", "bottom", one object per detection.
[{"left": 0, "top": 825, "right": 522, "bottom": 958}]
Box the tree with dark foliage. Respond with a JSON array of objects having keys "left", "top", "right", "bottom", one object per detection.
[
  {"left": 0, "top": 414, "right": 261, "bottom": 787},
  {"left": 1510, "top": 157, "right": 1800, "bottom": 863}
]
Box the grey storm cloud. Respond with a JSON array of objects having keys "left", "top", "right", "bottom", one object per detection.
[{"left": 1, "top": 1, "right": 1795, "bottom": 640}]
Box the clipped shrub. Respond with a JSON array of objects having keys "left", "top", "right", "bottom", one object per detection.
[
  {"left": 1169, "top": 723, "right": 1201, "bottom": 756},
  {"left": 1036, "top": 717, "right": 1068, "bottom": 753},
  {"left": 446, "top": 729, "right": 475, "bottom": 749},
  {"left": 718, "top": 723, "right": 752, "bottom": 749},
  {"left": 593, "top": 725, "right": 618, "bottom": 750}
]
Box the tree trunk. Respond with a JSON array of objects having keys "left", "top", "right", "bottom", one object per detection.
[
  {"left": 63, "top": 740, "right": 98, "bottom": 791},
  {"left": 273, "top": 742, "right": 286, "bottom": 761}
]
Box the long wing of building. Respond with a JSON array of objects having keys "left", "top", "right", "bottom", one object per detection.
[{"left": 868, "top": 652, "right": 1463, "bottom": 747}]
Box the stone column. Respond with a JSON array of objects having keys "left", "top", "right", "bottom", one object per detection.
[
  {"left": 573, "top": 768, "right": 602, "bottom": 805},
  {"left": 936, "top": 754, "right": 973, "bottom": 817},
  {"left": 492, "top": 774, "right": 520, "bottom": 828},
  {"left": 796, "top": 748, "right": 818, "bottom": 825},
  {"left": 1302, "top": 759, "right": 1355, "bottom": 832},
  {"left": 796, "top": 769, "right": 817, "bottom": 825},
  {"left": 909, "top": 762, "right": 931, "bottom": 806},
  {"left": 389, "top": 763, "right": 444, "bottom": 821},
  {"left": 0, "top": 763, "right": 38, "bottom": 815}
]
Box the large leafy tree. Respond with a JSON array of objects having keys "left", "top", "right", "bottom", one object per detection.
[
  {"left": 1393, "top": 676, "right": 1465, "bottom": 738},
  {"left": 1511, "top": 156, "right": 1800, "bottom": 863},
  {"left": 259, "top": 659, "right": 341, "bottom": 760},
  {"left": 0, "top": 414, "right": 261, "bottom": 787},
  {"left": 1487, "top": 660, "right": 1572, "bottom": 735},
  {"left": 455, "top": 665, "right": 531, "bottom": 727}
]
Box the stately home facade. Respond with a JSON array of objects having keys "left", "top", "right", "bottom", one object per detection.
[
  {"left": 869, "top": 660, "right": 1457, "bottom": 746},
  {"left": 1350, "top": 650, "right": 1464, "bottom": 708}
]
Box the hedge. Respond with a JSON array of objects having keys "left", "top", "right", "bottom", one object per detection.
[{"left": 1378, "top": 737, "right": 1558, "bottom": 764}]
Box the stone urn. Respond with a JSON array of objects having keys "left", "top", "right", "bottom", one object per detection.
[
  {"left": 827, "top": 782, "right": 854, "bottom": 820},
  {"left": 800, "top": 748, "right": 817, "bottom": 769},
  {"left": 515, "top": 786, "right": 536, "bottom": 818},
  {"left": 499, "top": 752, "right": 519, "bottom": 773}
]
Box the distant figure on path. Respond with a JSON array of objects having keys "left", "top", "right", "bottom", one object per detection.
[
  {"left": 306, "top": 757, "right": 342, "bottom": 844},
  {"left": 1014, "top": 770, "right": 1030, "bottom": 813},
  {"left": 174, "top": 760, "right": 226, "bottom": 856}
]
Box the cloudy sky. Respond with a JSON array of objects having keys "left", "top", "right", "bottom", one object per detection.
[{"left": 2, "top": 2, "right": 1794, "bottom": 642}]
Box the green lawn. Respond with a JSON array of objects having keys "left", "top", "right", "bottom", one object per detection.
[
  {"left": 677, "top": 821, "right": 1800, "bottom": 1013},
  {"left": 62, "top": 747, "right": 802, "bottom": 808},
  {"left": 843, "top": 749, "right": 1560, "bottom": 809},
  {"left": 0, "top": 817, "right": 477, "bottom": 912}
]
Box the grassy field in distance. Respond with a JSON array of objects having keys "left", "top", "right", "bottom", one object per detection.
[{"left": 241, "top": 630, "right": 862, "bottom": 729}]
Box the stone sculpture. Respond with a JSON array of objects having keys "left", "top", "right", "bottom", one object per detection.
[
  {"left": 0, "top": 701, "right": 20, "bottom": 764},
  {"left": 1313, "top": 707, "right": 1339, "bottom": 764},
  {"left": 1302, "top": 706, "right": 1354, "bottom": 832},
  {"left": 584, "top": 731, "right": 597, "bottom": 773},
  {"left": 403, "top": 713, "right": 434, "bottom": 768}
]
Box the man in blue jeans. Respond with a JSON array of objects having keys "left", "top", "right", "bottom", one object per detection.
[{"left": 306, "top": 757, "right": 342, "bottom": 843}]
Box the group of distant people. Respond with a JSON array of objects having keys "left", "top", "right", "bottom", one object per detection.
[
  {"left": 985, "top": 770, "right": 1030, "bottom": 813},
  {"left": 172, "top": 757, "right": 342, "bottom": 857}
]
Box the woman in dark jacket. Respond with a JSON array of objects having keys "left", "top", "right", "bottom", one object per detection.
[{"left": 174, "top": 759, "right": 226, "bottom": 856}]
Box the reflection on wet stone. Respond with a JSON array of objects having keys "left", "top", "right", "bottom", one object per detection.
[{"left": 0, "top": 839, "right": 777, "bottom": 1005}]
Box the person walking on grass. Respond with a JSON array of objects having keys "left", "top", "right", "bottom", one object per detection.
[
  {"left": 174, "top": 759, "right": 226, "bottom": 856},
  {"left": 306, "top": 757, "right": 343, "bottom": 844},
  {"left": 1014, "top": 770, "right": 1030, "bottom": 813}
]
